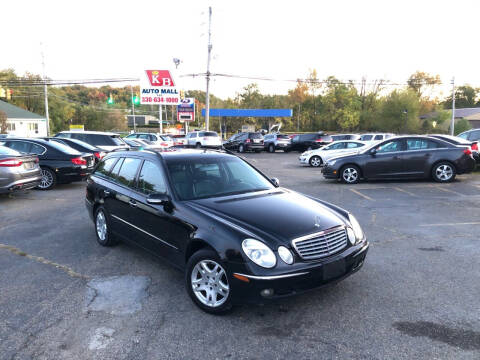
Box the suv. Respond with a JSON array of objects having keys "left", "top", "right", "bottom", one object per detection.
[
  {"left": 288, "top": 133, "right": 333, "bottom": 152},
  {"left": 263, "top": 133, "right": 291, "bottom": 152},
  {"left": 125, "top": 132, "right": 173, "bottom": 148},
  {"left": 186, "top": 131, "right": 222, "bottom": 148},
  {"left": 55, "top": 131, "right": 128, "bottom": 151},
  {"left": 223, "top": 132, "right": 264, "bottom": 153},
  {"left": 458, "top": 128, "right": 480, "bottom": 142}
]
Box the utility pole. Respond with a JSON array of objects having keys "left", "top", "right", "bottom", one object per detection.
[
  {"left": 205, "top": 6, "right": 212, "bottom": 131},
  {"left": 40, "top": 44, "right": 50, "bottom": 136},
  {"left": 130, "top": 84, "right": 136, "bottom": 132},
  {"left": 159, "top": 105, "right": 163, "bottom": 134},
  {"left": 450, "top": 77, "right": 455, "bottom": 136}
]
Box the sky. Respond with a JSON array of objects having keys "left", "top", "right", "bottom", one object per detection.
[{"left": 2, "top": 0, "right": 480, "bottom": 99}]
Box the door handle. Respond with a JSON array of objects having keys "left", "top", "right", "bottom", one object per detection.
[{"left": 129, "top": 199, "right": 137, "bottom": 208}]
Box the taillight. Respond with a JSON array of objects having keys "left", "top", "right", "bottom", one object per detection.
[
  {"left": 472, "top": 142, "right": 478, "bottom": 151},
  {"left": 463, "top": 148, "right": 472, "bottom": 156},
  {"left": 71, "top": 157, "right": 87, "bottom": 165},
  {"left": 245, "top": 139, "right": 251, "bottom": 143},
  {"left": 0, "top": 158, "right": 23, "bottom": 167},
  {"left": 315, "top": 139, "right": 323, "bottom": 142},
  {"left": 94, "top": 152, "right": 105, "bottom": 159},
  {"left": 161, "top": 142, "right": 168, "bottom": 147},
  {"left": 34, "top": 157, "right": 39, "bottom": 163}
]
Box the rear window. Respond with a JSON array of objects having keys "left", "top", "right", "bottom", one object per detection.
[
  {"left": 47, "top": 141, "right": 82, "bottom": 155},
  {"left": 249, "top": 133, "right": 263, "bottom": 139},
  {"left": 360, "top": 135, "right": 373, "bottom": 141},
  {"left": 277, "top": 134, "right": 290, "bottom": 139},
  {"left": 199, "top": 132, "right": 218, "bottom": 137},
  {"left": 0, "top": 146, "right": 20, "bottom": 155},
  {"left": 70, "top": 133, "right": 125, "bottom": 146}
]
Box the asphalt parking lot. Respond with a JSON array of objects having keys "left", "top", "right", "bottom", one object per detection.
[{"left": 1, "top": 151, "right": 479, "bottom": 360}]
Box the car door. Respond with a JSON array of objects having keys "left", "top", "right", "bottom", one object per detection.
[
  {"left": 127, "top": 160, "right": 184, "bottom": 262},
  {"left": 403, "top": 138, "right": 439, "bottom": 177},
  {"left": 364, "top": 139, "right": 406, "bottom": 178}
]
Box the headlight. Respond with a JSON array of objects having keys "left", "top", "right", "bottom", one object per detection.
[
  {"left": 242, "top": 239, "right": 277, "bottom": 268},
  {"left": 278, "top": 246, "right": 294, "bottom": 264},
  {"left": 327, "top": 159, "right": 336, "bottom": 166},
  {"left": 302, "top": 151, "right": 311, "bottom": 156},
  {"left": 348, "top": 214, "right": 364, "bottom": 244}
]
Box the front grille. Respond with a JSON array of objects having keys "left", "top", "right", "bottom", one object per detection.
[{"left": 292, "top": 226, "right": 348, "bottom": 260}]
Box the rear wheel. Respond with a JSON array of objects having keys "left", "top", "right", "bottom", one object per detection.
[
  {"left": 238, "top": 144, "right": 245, "bottom": 153},
  {"left": 268, "top": 144, "right": 275, "bottom": 153},
  {"left": 94, "top": 206, "right": 117, "bottom": 246},
  {"left": 195, "top": 143, "right": 202, "bottom": 149},
  {"left": 186, "top": 249, "right": 233, "bottom": 314},
  {"left": 37, "top": 167, "right": 56, "bottom": 190},
  {"left": 309, "top": 155, "right": 322, "bottom": 167},
  {"left": 432, "top": 162, "right": 456, "bottom": 183},
  {"left": 340, "top": 165, "right": 360, "bottom": 184}
]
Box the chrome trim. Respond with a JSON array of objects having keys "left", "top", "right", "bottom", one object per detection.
[
  {"left": 353, "top": 242, "right": 369, "bottom": 257},
  {"left": 291, "top": 225, "right": 348, "bottom": 260},
  {"left": 110, "top": 214, "right": 178, "bottom": 250},
  {"left": 292, "top": 225, "right": 345, "bottom": 243},
  {"left": 234, "top": 271, "right": 309, "bottom": 280}
]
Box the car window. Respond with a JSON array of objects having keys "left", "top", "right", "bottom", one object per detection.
[
  {"left": 137, "top": 160, "right": 167, "bottom": 195},
  {"left": 469, "top": 130, "right": 480, "bottom": 140},
  {"left": 347, "top": 142, "right": 363, "bottom": 148},
  {"left": 48, "top": 141, "right": 82, "bottom": 155},
  {"left": 457, "top": 132, "right": 468, "bottom": 139},
  {"left": 293, "top": 135, "right": 299, "bottom": 142},
  {"left": 406, "top": 139, "right": 438, "bottom": 150},
  {"left": 94, "top": 157, "right": 118, "bottom": 179},
  {"left": 360, "top": 135, "right": 373, "bottom": 141},
  {"left": 250, "top": 133, "right": 263, "bottom": 139},
  {"left": 116, "top": 157, "right": 142, "bottom": 188},
  {"left": 125, "top": 134, "right": 137, "bottom": 139},
  {"left": 30, "top": 143, "right": 46, "bottom": 155},
  {"left": 138, "top": 134, "right": 150, "bottom": 140},
  {"left": 110, "top": 158, "right": 124, "bottom": 180},
  {"left": 56, "top": 133, "right": 71, "bottom": 138},
  {"left": 199, "top": 132, "right": 218, "bottom": 137},
  {"left": 376, "top": 140, "right": 403, "bottom": 153},
  {"left": 374, "top": 135, "right": 383, "bottom": 140},
  {"left": 5, "top": 141, "right": 31, "bottom": 153},
  {"left": 327, "top": 142, "right": 345, "bottom": 150},
  {"left": 277, "top": 134, "right": 289, "bottom": 140}
]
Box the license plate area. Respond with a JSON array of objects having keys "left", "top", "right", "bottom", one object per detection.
[
  {"left": 23, "top": 162, "right": 35, "bottom": 170},
  {"left": 323, "top": 260, "right": 346, "bottom": 281}
]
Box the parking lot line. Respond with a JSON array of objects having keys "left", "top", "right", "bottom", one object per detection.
[
  {"left": 433, "top": 186, "right": 465, "bottom": 196},
  {"left": 349, "top": 188, "right": 374, "bottom": 201},
  {"left": 393, "top": 187, "right": 417, "bottom": 197},
  {"left": 419, "top": 222, "right": 480, "bottom": 227}
]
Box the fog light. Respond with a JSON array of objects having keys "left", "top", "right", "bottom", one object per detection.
[{"left": 260, "top": 288, "right": 274, "bottom": 297}]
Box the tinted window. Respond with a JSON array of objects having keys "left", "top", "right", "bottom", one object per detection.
[
  {"left": 137, "top": 161, "right": 167, "bottom": 194},
  {"left": 376, "top": 140, "right": 403, "bottom": 153},
  {"left": 469, "top": 130, "right": 480, "bottom": 140},
  {"left": 347, "top": 142, "right": 363, "bottom": 148},
  {"left": 360, "top": 135, "right": 373, "bottom": 141},
  {"left": 374, "top": 135, "right": 383, "bottom": 140},
  {"left": 116, "top": 158, "right": 142, "bottom": 188},
  {"left": 30, "top": 143, "right": 46, "bottom": 155},
  {"left": 292, "top": 135, "right": 300, "bottom": 142},
  {"left": 277, "top": 134, "right": 289, "bottom": 139},
  {"left": 249, "top": 133, "right": 263, "bottom": 139},
  {"left": 301, "top": 134, "right": 315, "bottom": 141},
  {"left": 65, "top": 139, "right": 97, "bottom": 151},
  {"left": 6, "top": 141, "right": 31, "bottom": 153},
  {"left": 199, "top": 132, "right": 218, "bottom": 137},
  {"left": 326, "top": 142, "right": 345, "bottom": 150},
  {"left": 110, "top": 158, "right": 124, "bottom": 180},
  {"left": 47, "top": 141, "right": 81, "bottom": 155},
  {"left": 0, "top": 146, "right": 20, "bottom": 155},
  {"left": 138, "top": 134, "right": 150, "bottom": 140},
  {"left": 406, "top": 139, "right": 438, "bottom": 150},
  {"left": 94, "top": 157, "right": 118, "bottom": 178}
]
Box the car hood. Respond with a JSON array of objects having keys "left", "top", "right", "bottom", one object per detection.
[{"left": 186, "top": 189, "right": 347, "bottom": 246}]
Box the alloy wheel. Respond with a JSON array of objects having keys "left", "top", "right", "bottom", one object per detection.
[
  {"left": 436, "top": 164, "right": 453, "bottom": 181},
  {"left": 96, "top": 210, "right": 107, "bottom": 241},
  {"left": 343, "top": 167, "right": 358, "bottom": 183},
  {"left": 191, "top": 260, "right": 229, "bottom": 308},
  {"left": 39, "top": 169, "right": 54, "bottom": 189},
  {"left": 310, "top": 156, "right": 322, "bottom": 167}
]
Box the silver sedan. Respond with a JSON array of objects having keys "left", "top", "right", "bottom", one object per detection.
[{"left": 0, "top": 146, "right": 41, "bottom": 193}]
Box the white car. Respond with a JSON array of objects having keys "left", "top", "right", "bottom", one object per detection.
[
  {"left": 299, "top": 140, "right": 367, "bottom": 167},
  {"left": 125, "top": 132, "right": 173, "bottom": 148},
  {"left": 359, "top": 133, "right": 394, "bottom": 144},
  {"left": 186, "top": 131, "right": 222, "bottom": 148}
]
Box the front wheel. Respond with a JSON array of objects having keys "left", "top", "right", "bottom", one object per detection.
[
  {"left": 37, "top": 167, "right": 56, "bottom": 190},
  {"left": 268, "top": 144, "right": 275, "bottom": 153},
  {"left": 340, "top": 165, "right": 361, "bottom": 184},
  {"left": 185, "top": 249, "right": 233, "bottom": 314},
  {"left": 432, "top": 162, "right": 456, "bottom": 183},
  {"left": 195, "top": 143, "right": 202, "bottom": 149},
  {"left": 309, "top": 155, "right": 322, "bottom": 167}
]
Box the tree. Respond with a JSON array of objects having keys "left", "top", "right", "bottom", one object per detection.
[
  {"left": 452, "top": 118, "right": 471, "bottom": 135},
  {"left": 443, "top": 85, "right": 479, "bottom": 109},
  {"left": 322, "top": 80, "right": 361, "bottom": 131},
  {"left": 0, "top": 111, "right": 7, "bottom": 133},
  {"left": 407, "top": 71, "right": 441, "bottom": 97},
  {"left": 378, "top": 89, "right": 421, "bottom": 133}
]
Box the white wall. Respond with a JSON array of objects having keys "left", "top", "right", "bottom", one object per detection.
[{"left": 5, "top": 118, "right": 48, "bottom": 138}]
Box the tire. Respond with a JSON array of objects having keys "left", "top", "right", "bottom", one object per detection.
[
  {"left": 432, "top": 162, "right": 456, "bottom": 183},
  {"left": 309, "top": 155, "right": 322, "bottom": 167},
  {"left": 37, "top": 167, "right": 57, "bottom": 190},
  {"left": 94, "top": 206, "right": 118, "bottom": 246},
  {"left": 340, "top": 165, "right": 361, "bottom": 184},
  {"left": 185, "top": 249, "right": 233, "bottom": 314},
  {"left": 268, "top": 144, "right": 275, "bottom": 153},
  {"left": 195, "top": 143, "right": 202, "bottom": 149},
  {"left": 238, "top": 144, "right": 245, "bottom": 153}
]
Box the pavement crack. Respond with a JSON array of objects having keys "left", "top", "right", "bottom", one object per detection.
[{"left": 0, "top": 243, "right": 88, "bottom": 279}]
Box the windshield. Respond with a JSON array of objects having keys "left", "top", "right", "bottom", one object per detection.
[
  {"left": 165, "top": 156, "right": 274, "bottom": 200},
  {"left": 199, "top": 132, "right": 218, "bottom": 137},
  {"left": 0, "top": 146, "right": 21, "bottom": 156}
]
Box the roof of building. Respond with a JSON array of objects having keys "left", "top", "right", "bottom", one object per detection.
[
  {"left": 0, "top": 100, "right": 45, "bottom": 120},
  {"left": 420, "top": 107, "right": 480, "bottom": 119}
]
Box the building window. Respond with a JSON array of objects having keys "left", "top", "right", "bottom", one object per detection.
[
  {"left": 27, "top": 123, "right": 39, "bottom": 133},
  {"left": 7, "top": 123, "right": 16, "bottom": 131}
]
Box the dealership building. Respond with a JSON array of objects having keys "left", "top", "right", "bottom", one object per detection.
[{"left": 0, "top": 100, "right": 48, "bottom": 137}]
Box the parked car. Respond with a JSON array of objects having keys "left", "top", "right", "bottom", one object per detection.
[
  {"left": 299, "top": 140, "right": 367, "bottom": 167},
  {"left": 2, "top": 138, "right": 95, "bottom": 190},
  {"left": 288, "top": 133, "right": 333, "bottom": 152},
  {"left": 170, "top": 134, "right": 188, "bottom": 147},
  {"left": 359, "top": 133, "right": 394, "bottom": 144},
  {"left": 223, "top": 132, "right": 264, "bottom": 153},
  {"left": 55, "top": 131, "right": 129, "bottom": 151},
  {"left": 85, "top": 149, "right": 369, "bottom": 313},
  {"left": 45, "top": 137, "right": 107, "bottom": 164},
  {"left": 322, "top": 136, "right": 475, "bottom": 184},
  {"left": 331, "top": 134, "right": 361, "bottom": 141},
  {"left": 0, "top": 145, "right": 41, "bottom": 193},
  {"left": 458, "top": 128, "right": 480, "bottom": 142},
  {"left": 263, "top": 133, "right": 291, "bottom": 152},
  {"left": 186, "top": 131, "right": 222, "bottom": 148},
  {"left": 429, "top": 134, "right": 479, "bottom": 163},
  {"left": 125, "top": 132, "right": 173, "bottom": 148}
]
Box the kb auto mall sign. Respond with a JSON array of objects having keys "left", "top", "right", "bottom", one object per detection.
[{"left": 140, "top": 70, "right": 181, "bottom": 105}]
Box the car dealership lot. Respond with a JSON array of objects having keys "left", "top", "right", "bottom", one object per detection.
[{"left": 1, "top": 151, "right": 479, "bottom": 359}]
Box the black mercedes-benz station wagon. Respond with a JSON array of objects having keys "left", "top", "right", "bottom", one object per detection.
[{"left": 85, "top": 149, "right": 368, "bottom": 313}]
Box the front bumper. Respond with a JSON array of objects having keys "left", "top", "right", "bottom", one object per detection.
[
  {"left": 299, "top": 156, "right": 309, "bottom": 164},
  {"left": 229, "top": 241, "right": 369, "bottom": 304},
  {"left": 321, "top": 165, "right": 339, "bottom": 179},
  {"left": 56, "top": 166, "right": 94, "bottom": 183}
]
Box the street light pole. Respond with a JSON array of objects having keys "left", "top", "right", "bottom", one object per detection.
[
  {"left": 205, "top": 6, "right": 212, "bottom": 131},
  {"left": 403, "top": 109, "right": 408, "bottom": 133},
  {"left": 130, "top": 84, "right": 136, "bottom": 133},
  {"left": 41, "top": 44, "right": 50, "bottom": 136},
  {"left": 450, "top": 77, "right": 455, "bottom": 135}
]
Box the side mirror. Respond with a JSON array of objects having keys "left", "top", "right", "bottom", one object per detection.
[
  {"left": 370, "top": 148, "right": 377, "bottom": 155},
  {"left": 271, "top": 178, "right": 280, "bottom": 187},
  {"left": 147, "top": 193, "right": 171, "bottom": 206}
]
